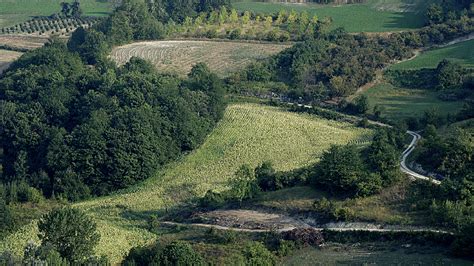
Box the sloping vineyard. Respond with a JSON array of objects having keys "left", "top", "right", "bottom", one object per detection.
[{"left": 0, "top": 103, "right": 372, "bottom": 263}]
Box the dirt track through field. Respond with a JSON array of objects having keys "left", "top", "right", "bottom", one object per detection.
[{"left": 162, "top": 209, "right": 452, "bottom": 234}]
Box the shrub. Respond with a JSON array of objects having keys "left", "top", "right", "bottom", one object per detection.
[
  {"left": 276, "top": 240, "right": 296, "bottom": 257},
  {"left": 450, "top": 223, "right": 474, "bottom": 259},
  {"left": 199, "top": 190, "right": 225, "bottom": 209},
  {"left": 159, "top": 241, "right": 204, "bottom": 266},
  {"left": 229, "top": 29, "right": 241, "bottom": 40},
  {"left": 206, "top": 227, "right": 238, "bottom": 244},
  {"left": 243, "top": 242, "right": 276, "bottom": 266},
  {"left": 429, "top": 200, "right": 471, "bottom": 229}
]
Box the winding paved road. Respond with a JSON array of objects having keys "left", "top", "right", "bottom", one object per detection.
[{"left": 401, "top": 131, "right": 441, "bottom": 185}]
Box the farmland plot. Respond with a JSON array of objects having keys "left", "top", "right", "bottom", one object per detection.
[
  {"left": 0, "top": 49, "right": 22, "bottom": 73},
  {"left": 111, "top": 40, "right": 291, "bottom": 77},
  {"left": 0, "top": 103, "right": 371, "bottom": 263}
]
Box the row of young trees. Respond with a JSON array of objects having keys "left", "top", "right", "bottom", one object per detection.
[{"left": 167, "top": 6, "right": 329, "bottom": 42}]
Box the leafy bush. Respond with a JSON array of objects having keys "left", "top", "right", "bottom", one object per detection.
[
  {"left": 206, "top": 227, "right": 238, "bottom": 244},
  {"left": 159, "top": 241, "right": 204, "bottom": 266},
  {"left": 450, "top": 222, "right": 474, "bottom": 259},
  {"left": 429, "top": 200, "right": 472, "bottom": 229},
  {"left": 199, "top": 190, "right": 226, "bottom": 209},
  {"left": 276, "top": 240, "right": 296, "bottom": 257},
  {"left": 243, "top": 242, "right": 276, "bottom": 266}
]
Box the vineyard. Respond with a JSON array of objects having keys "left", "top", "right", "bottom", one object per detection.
[
  {"left": 0, "top": 16, "right": 99, "bottom": 36},
  {"left": 0, "top": 103, "right": 372, "bottom": 263},
  {"left": 111, "top": 40, "right": 290, "bottom": 77}
]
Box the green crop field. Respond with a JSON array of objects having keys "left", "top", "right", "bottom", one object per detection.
[
  {"left": 111, "top": 40, "right": 291, "bottom": 77},
  {"left": 390, "top": 38, "right": 474, "bottom": 70},
  {"left": 362, "top": 83, "right": 465, "bottom": 121},
  {"left": 0, "top": 103, "right": 372, "bottom": 263},
  {"left": 232, "top": 0, "right": 437, "bottom": 32},
  {"left": 0, "top": 0, "right": 114, "bottom": 28}
]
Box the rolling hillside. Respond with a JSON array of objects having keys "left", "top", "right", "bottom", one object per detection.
[{"left": 0, "top": 103, "right": 372, "bottom": 263}]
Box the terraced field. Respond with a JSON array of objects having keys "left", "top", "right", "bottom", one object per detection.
[
  {"left": 110, "top": 40, "right": 291, "bottom": 77},
  {"left": 0, "top": 103, "right": 372, "bottom": 263}
]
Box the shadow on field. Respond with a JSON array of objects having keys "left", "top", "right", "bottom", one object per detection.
[{"left": 383, "top": 12, "right": 425, "bottom": 30}]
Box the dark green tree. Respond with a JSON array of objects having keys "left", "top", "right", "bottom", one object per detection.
[
  {"left": 436, "top": 59, "right": 463, "bottom": 90},
  {"left": 314, "top": 145, "right": 379, "bottom": 196},
  {"left": 0, "top": 197, "right": 13, "bottom": 236},
  {"left": 426, "top": 4, "right": 444, "bottom": 25},
  {"left": 366, "top": 130, "right": 401, "bottom": 186},
  {"left": 37, "top": 207, "right": 100, "bottom": 262},
  {"left": 71, "top": 1, "right": 82, "bottom": 18},
  {"left": 60, "top": 2, "right": 71, "bottom": 17}
]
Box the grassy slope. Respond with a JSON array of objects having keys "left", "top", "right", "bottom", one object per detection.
[
  {"left": 0, "top": 0, "right": 113, "bottom": 28},
  {"left": 232, "top": 0, "right": 436, "bottom": 32},
  {"left": 252, "top": 179, "right": 429, "bottom": 226},
  {"left": 0, "top": 103, "right": 371, "bottom": 263},
  {"left": 362, "top": 39, "right": 473, "bottom": 121},
  {"left": 390, "top": 39, "right": 474, "bottom": 70},
  {"left": 362, "top": 83, "right": 464, "bottom": 121}
]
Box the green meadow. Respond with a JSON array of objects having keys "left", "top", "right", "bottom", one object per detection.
[
  {"left": 363, "top": 83, "right": 465, "bottom": 121},
  {"left": 232, "top": 0, "right": 436, "bottom": 32},
  {"left": 391, "top": 39, "right": 474, "bottom": 70}
]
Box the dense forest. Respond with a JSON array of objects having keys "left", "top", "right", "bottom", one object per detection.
[{"left": 0, "top": 42, "right": 225, "bottom": 200}]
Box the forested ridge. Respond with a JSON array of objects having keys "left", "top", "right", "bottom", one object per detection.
[{"left": 0, "top": 41, "right": 225, "bottom": 200}]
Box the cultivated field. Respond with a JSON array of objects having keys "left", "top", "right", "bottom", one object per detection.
[
  {"left": 0, "top": 103, "right": 372, "bottom": 263},
  {"left": 362, "top": 83, "right": 465, "bottom": 121},
  {"left": 111, "top": 40, "right": 291, "bottom": 77},
  {"left": 0, "top": 34, "right": 51, "bottom": 50},
  {"left": 0, "top": 49, "right": 22, "bottom": 73},
  {"left": 0, "top": 0, "right": 114, "bottom": 28},
  {"left": 233, "top": 0, "right": 436, "bottom": 32},
  {"left": 390, "top": 39, "right": 474, "bottom": 70}
]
